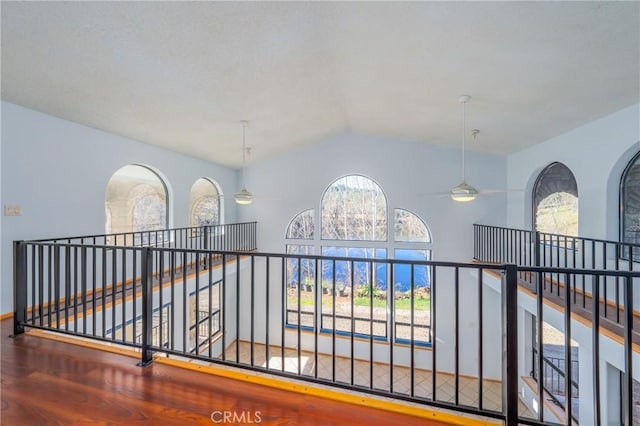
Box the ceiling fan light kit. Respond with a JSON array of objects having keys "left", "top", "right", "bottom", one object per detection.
[
  {"left": 450, "top": 95, "right": 478, "bottom": 202},
  {"left": 234, "top": 120, "right": 253, "bottom": 205},
  {"left": 234, "top": 187, "right": 253, "bottom": 205},
  {"left": 450, "top": 181, "right": 479, "bottom": 202}
]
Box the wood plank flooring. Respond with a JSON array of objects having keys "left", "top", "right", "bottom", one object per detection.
[{"left": 0, "top": 319, "right": 465, "bottom": 426}]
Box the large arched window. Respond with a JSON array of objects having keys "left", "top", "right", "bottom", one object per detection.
[
  {"left": 533, "top": 162, "right": 578, "bottom": 236},
  {"left": 189, "top": 178, "right": 222, "bottom": 227},
  {"left": 285, "top": 174, "right": 432, "bottom": 345},
  {"left": 620, "top": 151, "right": 640, "bottom": 259},
  {"left": 321, "top": 175, "right": 387, "bottom": 241},
  {"left": 105, "top": 164, "right": 169, "bottom": 245}
]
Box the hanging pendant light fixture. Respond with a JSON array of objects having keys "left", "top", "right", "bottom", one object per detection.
[
  {"left": 450, "top": 95, "right": 478, "bottom": 202},
  {"left": 234, "top": 120, "right": 253, "bottom": 205}
]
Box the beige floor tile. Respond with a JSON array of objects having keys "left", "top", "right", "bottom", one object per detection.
[{"left": 222, "top": 341, "right": 535, "bottom": 418}]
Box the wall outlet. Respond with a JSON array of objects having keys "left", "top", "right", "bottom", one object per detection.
[{"left": 4, "top": 205, "right": 22, "bottom": 216}]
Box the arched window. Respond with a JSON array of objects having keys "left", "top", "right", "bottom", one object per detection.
[
  {"left": 394, "top": 208, "right": 431, "bottom": 243},
  {"left": 105, "top": 164, "right": 169, "bottom": 245},
  {"left": 321, "top": 175, "right": 387, "bottom": 241},
  {"left": 285, "top": 174, "right": 432, "bottom": 345},
  {"left": 286, "top": 209, "right": 314, "bottom": 240},
  {"left": 189, "top": 178, "right": 221, "bottom": 227},
  {"left": 620, "top": 151, "right": 640, "bottom": 258},
  {"left": 533, "top": 162, "right": 578, "bottom": 236}
]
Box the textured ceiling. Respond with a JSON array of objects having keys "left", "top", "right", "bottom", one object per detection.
[{"left": 2, "top": 2, "right": 639, "bottom": 168}]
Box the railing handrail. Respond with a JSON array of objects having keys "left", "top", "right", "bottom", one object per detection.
[
  {"left": 12, "top": 240, "right": 512, "bottom": 271},
  {"left": 474, "top": 223, "right": 640, "bottom": 250},
  {"left": 538, "top": 229, "right": 640, "bottom": 249},
  {"left": 518, "top": 265, "right": 640, "bottom": 278},
  {"left": 473, "top": 223, "right": 534, "bottom": 234},
  {"left": 25, "top": 221, "right": 258, "bottom": 244}
]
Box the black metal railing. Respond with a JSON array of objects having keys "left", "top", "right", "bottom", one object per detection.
[
  {"left": 532, "top": 349, "right": 580, "bottom": 398},
  {"left": 473, "top": 223, "right": 640, "bottom": 271},
  {"left": 12, "top": 229, "right": 640, "bottom": 426},
  {"left": 474, "top": 223, "right": 640, "bottom": 327},
  {"left": 31, "top": 222, "right": 258, "bottom": 252},
  {"left": 531, "top": 348, "right": 580, "bottom": 424}
]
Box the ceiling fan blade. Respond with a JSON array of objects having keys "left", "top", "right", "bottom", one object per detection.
[
  {"left": 217, "top": 194, "right": 281, "bottom": 201},
  {"left": 478, "top": 189, "right": 524, "bottom": 195}
]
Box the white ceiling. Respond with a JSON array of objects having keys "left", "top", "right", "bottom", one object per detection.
[{"left": 2, "top": 2, "right": 639, "bottom": 168}]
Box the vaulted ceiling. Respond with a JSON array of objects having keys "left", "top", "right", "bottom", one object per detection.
[{"left": 2, "top": 2, "right": 638, "bottom": 168}]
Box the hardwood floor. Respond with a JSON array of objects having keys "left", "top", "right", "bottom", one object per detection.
[{"left": 0, "top": 319, "right": 465, "bottom": 426}]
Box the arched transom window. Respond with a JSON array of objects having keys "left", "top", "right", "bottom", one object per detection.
[{"left": 321, "top": 175, "right": 387, "bottom": 241}]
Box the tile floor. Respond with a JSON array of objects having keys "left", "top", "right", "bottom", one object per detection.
[{"left": 223, "top": 341, "right": 534, "bottom": 419}]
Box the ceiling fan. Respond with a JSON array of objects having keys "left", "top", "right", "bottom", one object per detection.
[
  {"left": 423, "top": 95, "right": 521, "bottom": 201},
  {"left": 450, "top": 95, "right": 478, "bottom": 202},
  {"left": 226, "top": 120, "right": 281, "bottom": 205}
]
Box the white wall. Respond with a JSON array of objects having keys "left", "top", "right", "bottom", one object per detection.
[
  {"left": 0, "top": 102, "right": 3, "bottom": 316},
  {"left": 239, "top": 131, "right": 507, "bottom": 262},
  {"left": 506, "top": 103, "right": 640, "bottom": 239},
  {"left": 1, "top": 101, "right": 239, "bottom": 314}
]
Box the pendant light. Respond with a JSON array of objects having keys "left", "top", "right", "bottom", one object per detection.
[
  {"left": 234, "top": 120, "right": 253, "bottom": 205},
  {"left": 450, "top": 95, "right": 478, "bottom": 202}
]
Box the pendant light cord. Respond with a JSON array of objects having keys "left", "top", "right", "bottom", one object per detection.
[
  {"left": 241, "top": 120, "right": 247, "bottom": 187},
  {"left": 461, "top": 98, "right": 466, "bottom": 182}
]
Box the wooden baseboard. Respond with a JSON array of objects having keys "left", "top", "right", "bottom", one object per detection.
[{"left": 0, "top": 312, "right": 13, "bottom": 320}]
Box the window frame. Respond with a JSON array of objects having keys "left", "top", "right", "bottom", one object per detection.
[
  {"left": 105, "top": 164, "right": 171, "bottom": 246},
  {"left": 532, "top": 162, "right": 579, "bottom": 236},
  {"left": 189, "top": 177, "right": 223, "bottom": 228},
  {"left": 619, "top": 151, "right": 640, "bottom": 260},
  {"left": 284, "top": 174, "right": 432, "bottom": 346}
]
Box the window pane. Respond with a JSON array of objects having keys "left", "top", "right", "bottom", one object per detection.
[
  {"left": 133, "top": 195, "right": 166, "bottom": 232},
  {"left": 394, "top": 209, "right": 431, "bottom": 242},
  {"left": 394, "top": 249, "right": 431, "bottom": 344},
  {"left": 622, "top": 154, "right": 640, "bottom": 260},
  {"left": 536, "top": 192, "right": 578, "bottom": 236},
  {"left": 190, "top": 178, "right": 221, "bottom": 227},
  {"left": 321, "top": 247, "right": 387, "bottom": 337},
  {"left": 192, "top": 197, "right": 220, "bottom": 226},
  {"left": 533, "top": 162, "right": 578, "bottom": 236},
  {"left": 321, "top": 175, "right": 387, "bottom": 241},
  {"left": 286, "top": 245, "right": 315, "bottom": 328},
  {"left": 286, "top": 209, "right": 315, "bottom": 239}
]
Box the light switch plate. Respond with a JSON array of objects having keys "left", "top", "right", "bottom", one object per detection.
[{"left": 4, "top": 205, "right": 22, "bottom": 216}]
